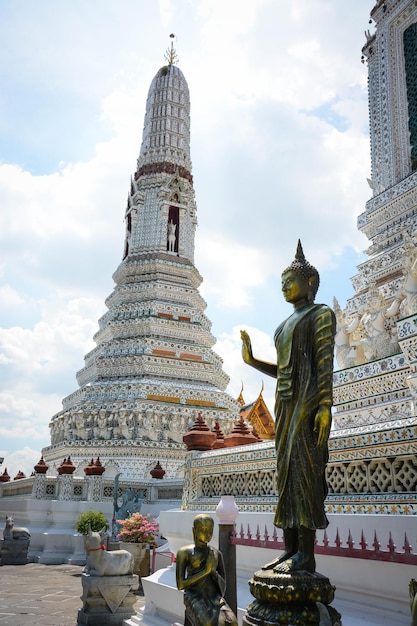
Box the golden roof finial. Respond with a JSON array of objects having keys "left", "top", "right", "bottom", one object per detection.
[
  {"left": 237, "top": 381, "right": 245, "bottom": 406},
  {"left": 164, "top": 33, "right": 179, "bottom": 66}
]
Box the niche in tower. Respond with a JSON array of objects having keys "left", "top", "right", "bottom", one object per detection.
[
  {"left": 167, "top": 205, "right": 179, "bottom": 254},
  {"left": 404, "top": 22, "right": 417, "bottom": 171},
  {"left": 123, "top": 211, "right": 132, "bottom": 259}
]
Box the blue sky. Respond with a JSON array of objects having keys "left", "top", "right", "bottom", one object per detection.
[{"left": 0, "top": 0, "right": 375, "bottom": 477}]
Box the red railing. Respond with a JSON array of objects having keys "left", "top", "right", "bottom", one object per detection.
[
  {"left": 151, "top": 546, "right": 176, "bottom": 573},
  {"left": 230, "top": 524, "right": 417, "bottom": 565}
]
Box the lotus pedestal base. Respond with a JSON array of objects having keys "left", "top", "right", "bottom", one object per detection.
[{"left": 242, "top": 568, "right": 342, "bottom": 626}]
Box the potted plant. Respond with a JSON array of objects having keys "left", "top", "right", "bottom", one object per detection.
[
  {"left": 76, "top": 510, "right": 109, "bottom": 539},
  {"left": 116, "top": 512, "right": 159, "bottom": 578},
  {"left": 75, "top": 510, "right": 109, "bottom": 558}
]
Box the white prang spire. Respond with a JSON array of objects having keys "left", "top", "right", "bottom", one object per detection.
[{"left": 43, "top": 45, "right": 239, "bottom": 482}]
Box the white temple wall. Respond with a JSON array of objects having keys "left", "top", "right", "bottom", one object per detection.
[
  {"left": 0, "top": 476, "right": 182, "bottom": 564},
  {"left": 0, "top": 498, "right": 112, "bottom": 565}
]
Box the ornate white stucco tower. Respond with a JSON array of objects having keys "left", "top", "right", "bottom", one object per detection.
[
  {"left": 42, "top": 46, "right": 240, "bottom": 479},
  {"left": 329, "top": 0, "right": 417, "bottom": 514}
]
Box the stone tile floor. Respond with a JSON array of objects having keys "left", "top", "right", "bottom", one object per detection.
[{"left": 0, "top": 564, "right": 145, "bottom": 626}]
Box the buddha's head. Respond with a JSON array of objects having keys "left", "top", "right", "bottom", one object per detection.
[{"left": 281, "top": 240, "right": 319, "bottom": 304}]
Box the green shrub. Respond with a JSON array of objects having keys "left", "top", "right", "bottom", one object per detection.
[{"left": 75, "top": 509, "right": 109, "bottom": 535}]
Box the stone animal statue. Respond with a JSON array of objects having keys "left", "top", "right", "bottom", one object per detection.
[
  {"left": 3, "top": 515, "right": 31, "bottom": 540},
  {"left": 83, "top": 526, "right": 134, "bottom": 576},
  {"left": 1, "top": 516, "right": 31, "bottom": 564}
]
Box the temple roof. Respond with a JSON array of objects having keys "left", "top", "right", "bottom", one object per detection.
[{"left": 238, "top": 388, "right": 274, "bottom": 440}]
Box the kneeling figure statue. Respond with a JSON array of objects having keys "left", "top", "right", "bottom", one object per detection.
[{"left": 176, "top": 514, "right": 237, "bottom": 626}]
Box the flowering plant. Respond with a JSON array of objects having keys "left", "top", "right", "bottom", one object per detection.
[{"left": 116, "top": 512, "right": 159, "bottom": 544}]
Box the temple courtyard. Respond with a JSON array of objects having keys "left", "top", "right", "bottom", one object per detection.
[{"left": 0, "top": 562, "right": 410, "bottom": 625}]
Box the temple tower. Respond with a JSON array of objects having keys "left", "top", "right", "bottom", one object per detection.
[
  {"left": 341, "top": 0, "right": 417, "bottom": 316},
  {"left": 332, "top": 0, "right": 417, "bottom": 459},
  {"left": 42, "top": 45, "right": 240, "bottom": 479},
  {"left": 345, "top": 0, "right": 417, "bottom": 321}
]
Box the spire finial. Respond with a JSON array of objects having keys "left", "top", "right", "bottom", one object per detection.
[
  {"left": 237, "top": 381, "right": 245, "bottom": 406},
  {"left": 165, "top": 34, "right": 179, "bottom": 66}
]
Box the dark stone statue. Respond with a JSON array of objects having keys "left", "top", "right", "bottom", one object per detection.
[
  {"left": 111, "top": 472, "right": 142, "bottom": 543},
  {"left": 176, "top": 514, "right": 237, "bottom": 626},
  {"left": 241, "top": 241, "right": 341, "bottom": 625}
]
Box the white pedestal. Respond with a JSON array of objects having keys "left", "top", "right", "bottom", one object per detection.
[
  {"left": 123, "top": 565, "right": 184, "bottom": 626},
  {"left": 78, "top": 572, "right": 139, "bottom": 625}
]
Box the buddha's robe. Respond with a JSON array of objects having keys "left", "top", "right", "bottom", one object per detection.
[{"left": 273, "top": 303, "right": 336, "bottom": 530}]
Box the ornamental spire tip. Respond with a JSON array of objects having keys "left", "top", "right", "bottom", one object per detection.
[{"left": 165, "top": 33, "right": 179, "bottom": 66}]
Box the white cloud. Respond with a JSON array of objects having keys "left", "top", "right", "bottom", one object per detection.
[
  {"left": 0, "top": 284, "right": 24, "bottom": 308},
  {"left": 214, "top": 325, "right": 276, "bottom": 413},
  {"left": 197, "top": 234, "right": 269, "bottom": 308},
  {"left": 0, "top": 446, "right": 41, "bottom": 481},
  {"left": 0, "top": 295, "right": 101, "bottom": 381},
  {"left": 0, "top": 294, "right": 103, "bottom": 463}
]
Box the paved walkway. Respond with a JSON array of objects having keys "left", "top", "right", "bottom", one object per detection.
[{"left": 0, "top": 563, "right": 145, "bottom": 626}]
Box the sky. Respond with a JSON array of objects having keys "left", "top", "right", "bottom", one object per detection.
[{"left": 0, "top": 0, "right": 375, "bottom": 478}]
